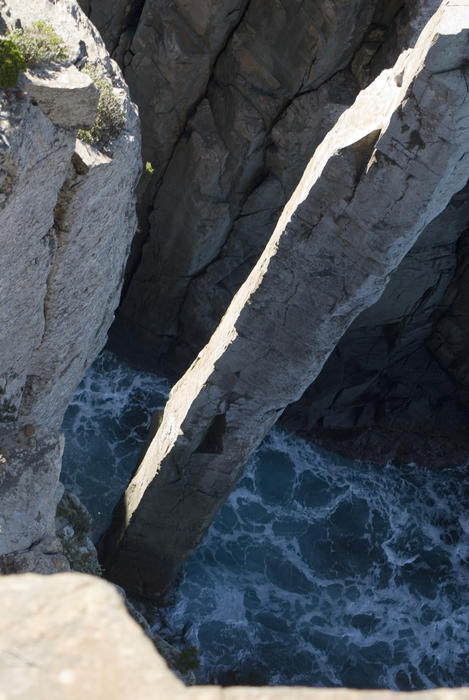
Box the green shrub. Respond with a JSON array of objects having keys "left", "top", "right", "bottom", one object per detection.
[
  {"left": 140, "top": 161, "right": 154, "bottom": 185},
  {"left": 78, "top": 64, "right": 126, "bottom": 148},
  {"left": 0, "top": 37, "right": 26, "bottom": 89},
  {"left": 9, "top": 21, "right": 67, "bottom": 67},
  {"left": 176, "top": 646, "right": 200, "bottom": 674}
]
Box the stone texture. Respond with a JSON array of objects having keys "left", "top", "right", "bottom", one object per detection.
[
  {"left": 0, "top": 91, "right": 74, "bottom": 422},
  {"left": 18, "top": 130, "right": 139, "bottom": 430},
  {"left": 100, "top": 1, "right": 469, "bottom": 600},
  {"left": 84, "top": 0, "right": 250, "bottom": 175},
  {"left": 56, "top": 490, "right": 101, "bottom": 575},
  {"left": 2, "top": 573, "right": 469, "bottom": 698},
  {"left": 20, "top": 65, "right": 99, "bottom": 130},
  {"left": 176, "top": 70, "right": 360, "bottom": 368},
  {"left": 0, "top": 426, "right": 63, "bottom": 555},
  {"left": 0, "top": 0, "right": 140, "bottom": 565},
  {"left": 81, "top": 0, "right": 469, "bottom": 464},
  {"left": 0, "top": 573, "right": 185, "bottom": 700},
  {"left": 0, "top": 537, "right": 69, "bottom": 575},
  {"left": 167, "top": 0, "right": 444, "bottom": 375}
]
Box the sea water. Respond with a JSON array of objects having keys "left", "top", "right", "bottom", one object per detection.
[{"left": 61, "top": 351, "right": 469, "bottom": 689}]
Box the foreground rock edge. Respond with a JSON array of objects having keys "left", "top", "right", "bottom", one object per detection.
[{"left": 1, "top": 572, "right": 469, "bottom": 699}]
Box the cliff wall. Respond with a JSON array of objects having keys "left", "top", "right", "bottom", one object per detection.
[{"left": 0, "top": 0, "right": 140, "bottom": 569}]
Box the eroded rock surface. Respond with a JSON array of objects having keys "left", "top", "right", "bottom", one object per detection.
[
  {"left": 100, "top": 2, "right": 469, "bottom": 600},
  {"left": 79, "top": 0, "right": 469, "bottom": 465},
  {"left": 20, "top": 66, "right": 99, "bottom": 130},
  {"left": 0, "top": 0, "right": 140, "bottom": 568}
]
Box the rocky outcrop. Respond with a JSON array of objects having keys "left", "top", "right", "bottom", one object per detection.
[
  {"left": 429, "top": 227, "right": 469, "bottom": 391},
  {"left": 3, "top": 572, "right": 469, "bottom": 699},
  {"left": 20, "top": 66, "right": 99, "bottom": 130},
  {"left": 0, "top": 0, "right": 140, "bottom": 569},
  {"left": 56, "top": 491, "right": 101, "bottom": 575},
  {"left": 99, "top": 1, "right": 469, "bottom": 600}
]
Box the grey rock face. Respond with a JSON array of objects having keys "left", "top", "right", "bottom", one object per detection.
[
  {"left": 176, "top": 70, "right": 360, "bottom": 367},
  {"left": 0, "top": 0, "right": 140, "bottom": 565},
  {"left": 56, "top": 490, "right": 101, "bottom": 575},
  {"left": 79, "top": 0, "right": 467, "bottom": 465},
  {"left": 429, "top": 227, "right": 469, "bottom": 392},
  {"left": 0, "top": 537, "right": 70, "bottom": 575},
  {"left": 0, "top": 426, "right": 63, "bottom": 555},
  {"left": 100, "top": 2, "right": 469, "bottom": 600}
]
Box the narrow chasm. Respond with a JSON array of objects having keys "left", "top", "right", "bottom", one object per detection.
[{"left": 61, "top": 351, "right": 469, "bottom": 689}]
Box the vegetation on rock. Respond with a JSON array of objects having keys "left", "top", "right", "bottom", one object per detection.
[
  {"left": 176, "top": 646, "right": 200, "bottom": 674},
  {"left": 78, "top": 64, "right": 126, "bottom": 148},
  {"left": 140, "top": 161, "right": 154, "bottom": 186},
  {"left": 56, "top": 492, "right": 102, "bottom": 576},
  {"left": 9, "top": 21, "right": 67, "bottom": 67},
  {"left": 0, "top": 37, "right": 26, "bottom": 89},
  {"left": 0, "top": 21, "right": 66, "bottom": 90}
]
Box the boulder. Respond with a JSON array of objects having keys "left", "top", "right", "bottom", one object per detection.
[
  {"left": 20, "top": 65, "right": 99, "bottom": 130},
  {"left": 0, "top": 573, "right": 185, "bottom": 700},
  {"left": 2, "top": 573, "right": 469, "bottom": 699}
]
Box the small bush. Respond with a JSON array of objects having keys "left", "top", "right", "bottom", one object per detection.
[
  {"left": 0, "top": 37, "right": 26, "bottom": 89},
  {"left": 140, "top": 161, "right": 154, "bottom": 185},
  {"left": 9, "top": 21, "right": 67, "bottom": 67},
  {"left": 78, "top": 64, "right": 126, "bottom": 148},
  {"left": 176, "top": 646, "right": 200, "bottom": 674}
]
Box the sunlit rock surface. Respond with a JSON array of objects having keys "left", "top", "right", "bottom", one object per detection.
[
  {"left": 79, "top": 0, "right": 469, "bottom": 464},
  {"left": 0, "top": 0, "right": 140, "bottom": 570}
]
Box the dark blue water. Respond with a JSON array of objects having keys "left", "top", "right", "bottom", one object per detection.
[
  {"left": 61, "top": 351, "right": 469, "bottom": 689},
  {"left": 61, "top": 351, "right": 169, "bottom": 536}
]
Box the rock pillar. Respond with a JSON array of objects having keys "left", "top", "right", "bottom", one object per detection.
[{"left": 100, "top": 1, "right": 469, "bottom": 600}]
